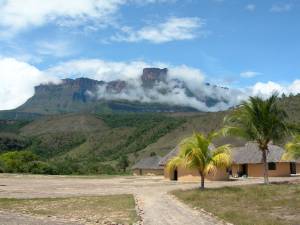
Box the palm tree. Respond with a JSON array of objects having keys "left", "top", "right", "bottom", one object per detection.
[
  {"left": 283, "top": 135, "right": 300, "bottom": 160},
  {"left": 167, "top": 132, "right": 231, "bottom": 190},
  {"left": 223, "top": 94, "right": 289, "bottom": 184}
]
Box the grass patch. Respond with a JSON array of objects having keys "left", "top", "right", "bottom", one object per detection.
[
  {"left": 0, "top": 195, "right": 138, "bottom": 225},
  {"left": 173, "top": 183, "right": 300, "bottom": 225}
]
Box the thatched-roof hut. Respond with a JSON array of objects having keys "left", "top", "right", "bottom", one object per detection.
[
  {"left": 231, "top": 142, "right": 300, "bottom": 177},
  {"left": 159, "top": 144, "right": 229, "bottom": 182},
  {"left": 132, "top": 155, "right": 164, "bottom": 176}
]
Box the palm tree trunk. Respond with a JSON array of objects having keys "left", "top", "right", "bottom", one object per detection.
[
  {"left": 262, "top": 149, "right": 269, "bottom": 184},
  {"left": 200, "top": 174, "right": 205, "bottom": 190}
]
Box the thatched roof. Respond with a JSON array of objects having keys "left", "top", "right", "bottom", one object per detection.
[
  {"left": 232, "top": 142, "right": 295, "bottom": 164},
  {"left": 132, "top": 155, "right": 163, "bottom": 170},
  {"left": 159, "top": 146, "right": 180, "bottom": 166},
  {"left": 159, "top": 144, "right": 215, "bottom": 166},
  {"left": 159, "top": 141, "right": 298, "bottom": 167}
]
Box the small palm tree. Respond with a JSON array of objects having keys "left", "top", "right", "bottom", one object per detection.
[
  {"left": 223, "top": 94, "right": 289, "bottom": 184},
  {"left": 167, "top": 132, "right": 231, "bottom": 190},
  {"left": 283, "top": 135, "right": 300, "bottom": 160}
]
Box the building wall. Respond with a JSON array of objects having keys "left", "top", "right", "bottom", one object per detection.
[
  {"left": 177, "top": 166, "right": 201, "bottom": 182},
  {"left": 133, "top": 169, "right": 163, "bottom": 176},
  {"left": 232, "top": 162, "right": 291, "bottom": 177},
  {"left": 231, "top": 164, "right": 241, "bottom": 177},
  {"left": 206, "top": 168, "right": 230, "bottom": 181},
  {"left": 164, "top": 167, "right": 170, "bottom": 179},
  {"left": 296, "top": 163, "right": 300, "bottom": 174},
  {"left": 164, "top": 166, "right": 229, "bottom": 182}
]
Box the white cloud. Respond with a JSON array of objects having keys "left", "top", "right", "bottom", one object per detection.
[
  {"left": 111, "top": 17, "right": 205, "bottom": 43},
  {"left": 250, "top": 80, "right": 300, "bottom": 98},
  {"left": 0, "top": 0, "right": 124, "bottom": 35},
  {"left": 46, "top": 58, "right": 245, "bottom": 112},
  {"left": 270, "top": 3, "right": 292, "bottom": 13},
  {"left": 0, "top": 57, "right": 59, "bottom": 110},
  {"left": 47, "top": 58, "right": 206, "bottom": 88},
  {"left": 245, "top": 4, "right": 256, "bottom": 12},
  {"left": 0, "top": 0, "right": 177, "bottom": 36},
  {"left": 36, "top": 41, "right": 76, "bottom": 58},
  {"left": 240, "top": 71, "right": 262, "bottom": 78},
  {"left": 251, "top": 81, "right": 285, "bottom": 97},
  {"left": 289, "top": 80, "right": 300, "bottom": 94},
  {"left": 47, "top": 59, "right": 152, "bottom": 82}
]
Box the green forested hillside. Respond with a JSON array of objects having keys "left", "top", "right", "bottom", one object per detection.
[
  {"left": 0, "top": 94, "right": 299, "bottom": 175},
  {"left": 0, "top": 113, "right": 186, "bottom": 174}
]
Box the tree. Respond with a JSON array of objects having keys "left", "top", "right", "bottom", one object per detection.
[
  {"left": 223, "top": 94, "right": 289, "bottom": 184},
  {"left": 117, "top": 155, "right": 129, "bottom": 172},
  {"left": 167, "top": 132, "right": 231, "bottom": 190},
  {"left": 283, "top": 135, "right": 300, "bottom": 160}
]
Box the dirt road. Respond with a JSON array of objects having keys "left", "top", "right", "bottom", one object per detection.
[{"left": 0, "top": 174, "right": 298, "bottom": 225}]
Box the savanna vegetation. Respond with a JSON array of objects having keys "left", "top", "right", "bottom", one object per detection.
[
  {"left": 173, "top": 182, "right": 300, "bottom": 225},
  {"left": 0, "top": 195, "right": 138, "bottom": 225}
]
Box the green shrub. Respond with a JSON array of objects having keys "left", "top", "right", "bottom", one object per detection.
[
  {"left": 0, "top": 151, "right": 38, "bottom": 173},
  {"left": 27, "top": 161, "right": 57, "bottom": 174}
]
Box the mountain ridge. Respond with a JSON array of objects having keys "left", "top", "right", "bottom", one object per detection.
[{"left": 0, "top": 67, "right": 234, "bottom": 119}]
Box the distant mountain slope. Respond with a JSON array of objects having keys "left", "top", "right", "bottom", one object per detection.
[
  {"left": 0, "top": 94, "right": 299, "bottom": 175},
  {"left": 20, "top": 114, "right": 109, "bottom": 136}
]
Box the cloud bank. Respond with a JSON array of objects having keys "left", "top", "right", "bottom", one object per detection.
[
  {"left": 251, "top": 80, "right": 300, "bottom": 98},
  {"left": 0, "top": 57, "right": 59, "bottom": 110},
  {"left": 47, "top": 58, "right": 247, "bottom": 112}
]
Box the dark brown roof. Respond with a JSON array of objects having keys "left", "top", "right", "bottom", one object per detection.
[
  {"left": 132, "top": 155, "right": 163, "bottom": 170},
  {"left": 159, "top": 144, "right": 215, "bottom": 166},
  {"left": 232, "top": 142, "right": 295, "bottom": 164}
]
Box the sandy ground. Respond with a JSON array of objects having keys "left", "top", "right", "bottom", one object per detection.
[{"left": 0, "top": 174, "right": 299, "bottom": 225}]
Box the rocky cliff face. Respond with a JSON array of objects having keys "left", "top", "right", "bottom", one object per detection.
[
  {"left": 141, "top": 68, "right": 168, "bottom": 88},
  {"left": 106, "top": 80, "right": 127, "bottom": 93},
  {"left": 35, "top": 78, "right": 103, "bottom": 94}
]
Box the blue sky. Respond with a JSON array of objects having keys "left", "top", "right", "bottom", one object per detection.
[{"left": 0, "top": 0, "right": 299, "bottom": 110}]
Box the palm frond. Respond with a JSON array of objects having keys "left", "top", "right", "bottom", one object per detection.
[
  {"left": 221, "top": 126, "right": 250, "bottom": 139},
  {"left": 167, "top": 131, "right": 232, "bottom": 180},
  {"left": 212, "top": 144, "right": 232, "bottom": 168},
  {"left": 204, "top": 162, "right": 217, "bottom": 176},
  {"left": 223, "top": 94, "right": 289, "bottom": 144},
  {"left": 166, "top": 156, "right": 183, "bottom": 173}
]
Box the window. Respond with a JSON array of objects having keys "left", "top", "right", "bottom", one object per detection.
[{"left": 268, "top": 162, "right": 276, "bottom": 170}]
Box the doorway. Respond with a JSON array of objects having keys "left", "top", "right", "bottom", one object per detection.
[
  {"left": 241, "top": 164, "right": 248, "bottom": 176},
  {"left": 290, "top": 162, "right": 296, "bottom": 174},
  {"left": 172, "top": 169, "right": 178, "bottom": 181}
]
